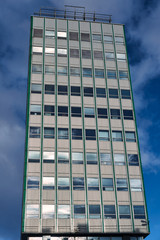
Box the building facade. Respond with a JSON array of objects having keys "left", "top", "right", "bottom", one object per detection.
[{"left": 21, "top": 9, "right": 150, "bottom": 240}]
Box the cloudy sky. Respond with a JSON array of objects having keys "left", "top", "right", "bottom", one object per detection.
[{"left": 0, "top": 0, "right": 160, "bottom": 239}]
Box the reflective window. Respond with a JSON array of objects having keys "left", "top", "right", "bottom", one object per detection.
[
  {"left": 58, "top": 66, "right": 67, "bottom": 75},
  {"left": 98, "top": 108, "right": 108, "bottom": 119},
  {"left": 125, "top": 131, "right": 136, "bottom": 142},
  {"left": 123, "top": 110, "right": 133, "bottom": 120},
  {"left": 81, "top": 33, "right": 90, "bottom": 42},
  {"left": 105, "top": 52, "right": 114, "bottom": 60},
  {"left": 58, "top": 106, "right": 68, "bottom": 117},
  {"left": 44, "top": 127, "right": 54, "bottom": 138},
  {"left": 85, "top": 129, "right": 96, "bottom": 140},
  {"left": 45, "top": 84, "right": 54, "bottom": 95},
  {"left": 33, "top": 29, "right": 43, "bottom": 38},
  {"left": 30, "top": 127, "right": 40, "bottom": 138},
  {"left": 107, "top": 70, "right": 116, "bottom": 79},
  {"left": 73, "top": 177, "right": 84, "bottom": 190},
  {"left": 69, "top": 32, "right": 78, "bottom": 41},
  {"left": 58, "top": 85, "right": 68, "bottom": 95},
  {"left": 130, "top": 179, "right": 142, "bottom": 191},
  {"left": 119, "top": 205, "right": 131, "bottom": 219},
  {"left": 104, "top": 35, "right": 113, "bottom": 43},
  {"left": 96, "top": 88, "right": 106, "bottom": 98},
  {"left": 70, "top": 67, "right": 80, "bottom": 76},
  {"left": 45, "top": 47, "right": 55, "bottom": 56},
  {"left": 31, "top": 84, "right": 42, "bottom": 94},
  {"left": 43, "top": 151, "right": 54, "bottom": 163},
  {"left": 58, "top": 152, "right": 69, "bottom": 164},
  {"left": 115, "top": 36, "right": 124, "bottom": 44},
  {"left": 83, "top": 68, "right": 92, "bottom": 77},
  {"left": 112, "top": 131, "right": 123, "bottom": 141},
  {"left": 99, "top": 130, "right": 109, "bottom": 141},
  {"left": 121, "top": 89, "right": 131, "bottom": 99},
  {"left": 82, "top": 50, "right": 91, "bottom": 59},
  {"left": 32, "top": 64, "right": 42, "bottom": 73},
  {"left": 100, "top": 153, "right": 111, "bottom": 165},
  {"left": 110, "top": 109, "right": 120, "bottom": 119},
  {"left": 117, "top": 53, "right": 126, "bottom": 61},
  {"left": 28, "top": 151, "right": 40, "bottom": 163},
  {"left": 71, "top": 86, "right": 80, "bottom": 96},
  {"left": 84, "top": 87, "right": 93, "bottom": 97},
  {"left": 104, "top": 205, "right": 116, "bottom": 219},
  {"left": 117, "top": 178, "right": 128, "bottom": 191},
  {"left": 58, "top": 128, "right": 68, "bottom": 139},
  {"left": 57, "top": 48, "right": 67, "bottom": 57},
  {"left": 109, "top": 88, "right": 118, "bottom": 98},
  {"left": 32, "top": 46, "right": 43, "bottom": 55},
  {"left": 128, "top": 154, "right": 139, "bottom": 166},
  {"left": 26, "top": 205, "right": 39, "bottom": 218},
  {"left": 93, "top": 34, "right": 101, "bottom": 41},
  {"left": 119, "top": 70, "right": 128, "bottom": 80},
  {"left": 58, "top": 177, "right": 70, "bottom": 190},
  {"left": 72, "top": 128, "right": 82, "bottom": 140},
  {"left": 95, "top": 69, "right": 104, "bottom": 78},
  {"left": 89, "top": 205, "right": 101, "bottom": 218},
  {"left": 57, "top": 32, "right": 67, "bottom": 39},
  {"left": 42, "top": 205, "right": 54, "bottom": 219},
  {"left": 58, "top": 205, "right": 70, "bottom": 218},
  {"left": 45, "top": 30, "right": 55, "bottom": 38},
  {"left": 114, "top": 154, "right": 125, "bottom": 165},
  {"left": 84, "top": 107, "right": 94, "bottom": 118},
  {"left": 30, "top": 105, "right": 41, "bottom": 115},
  {"left": 102, "top": 178, "right": 113, "bottom": 191},
  {"left": 94, "top": 51, "right": 103, "bottom": 59},
  {"left": 27, "top": 176, "right": 39, "bottom": 189},
  {"left": 72, "top": 152, "right": 83, "bottom": 164},
  {"left": 45, "top": 65, "right": 54, "bottom": 74},
  {"left": 133, "top": 205, "right": 145, "bottom": 219},
  {"left": 71, "top": 107, "right": 81, "bottom": 117},
  {"left": 70, "top": 49, "right": 79, "bottom": 58},
  {"left": 74, "top": 205, "right": 85, "bottom": 219},
  {"left": 88, "top": 178, "right": 99, "bottom": 191},
  {"left": 44, "top": 105, "right": 54, "bottom": 116},
  {"left": 86, "top": 153, "right": 97, "bottom": 165},
  {"left": 43, "top": 177, "right": 54, "bottom": 190}
]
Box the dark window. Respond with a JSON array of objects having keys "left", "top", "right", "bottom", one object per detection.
[
  {"left": 44, "top": 127, "right": 54, "bottom": 138},
  {"left": 123, "top": 110, "right": 133, "bottom": 120},
  {"left": 45, "top": 85, "right": 54, "bottom": 95},
  {"left": 58, "top": 85, "right": 68, "bottom": 95},
  {"left": 84, "top": 107, "right": 94, "bottom": 118},
  {"left": 96, "top": 88, "right": 106, "bottom": 98},
  {"left": 30, "top": 127, "right": 40, "bottom": 138},
  {"left": 44, "top": 105, "right": 54, "bottom": 116},
  {"left": 109, "top": 89, "right": 118, "bottom": 98},
  {"left": 97, "top": 108, "right": 108, "bottom": 118},
  {"left": 102, "top": 178, "right": 113, "bottom": 191},
  {"left": 58, "top": 128, "right": 68, "bottom": 139},
  {"left": 112, "top": 131, "right": 123, "bottom": 141},
  {"left": 99, "top": 130, "right": 109, "bottom": 141},
  {"left": 133, "top": 206, "right": 145, "bottom": 219},
  {"left": 93, "top": 34, "right": 101, "bottom": 41},
  {"left": 81, "top": 33, "right": 90, "bottom": 42},
  {"left": 85, "top": 129, "right": 96, "bottom": 140},
  {"left": 33, "top": 29, "right": 43, "bottom": 38},
  {"left": 83, "top": 68, "right": 92, "bottom": 77},
  {"left": 71, "top": 86, "right": 80, "bottom": 96},
  {"left": 117, "top": 178, "right": 128, "bottom": 191},
  {"left": 95, "top": 69, "right": 104, "bottom": 78},
  {"left": 30, "top": 105, "right": 41, "bottom": 115},
  {"left": 70, "top": 49, "right": 79, "bottom": 58},
  {"left": 119, "top": 70, "right": 128, "bottom": 80},
  {"left": 58, "top": 178, "right": 69, "bottom": 190},
  {"left": 69, "top": 32, "right": 78, "bottom": 41},
  {"left": 119, "top": 205, "right": 131, "bottom": 219},
  {"left": 27, "top": 176, "right": 39, "bottom": 189},
  {"left": 73, "top": 177, "right": 84, "bottom": 190},
  {"left": 58, "top": 106, "right": 68, "bottom": 117},
  {"left": 88, "top": 178, "right": 99, "bottom": 191},
  {"left": 70, "top": 67, "right": 80, "bottom": 76},
  {"left": 32, "top": 64, "right": 42, "bottom": 74},
  {"left": 89, "top": 205, "right": 101, "bottom": 219},
  {"left": 58, "top": 152, "right": 69, "bottom": 164},
  {"left": 74, "top": 205, "right": 85, "bottom": 219},
  {"left": 128, "top": 154, "right": 139, "bottom": 166},
  {"left": 107, "top": 70, "right": 116, "bottom": 79},
  {"left": 82, "top": 50, "right": 91, "bottom": 59},
  {"left": 72, "top": 128, "right": 82, "bottom": 140},
  {"left": 86, "top": 153, "right": 97, "bottom": 165},
  {"left": 31, "top": 84, "right": 42, "bottom": 94},
  {"left": 104, "top": 205, "right": 116, "bottom": 219},
  {"left": 84, "top": 87, "right": 93, "bottom": 97},
  {"left": 125, "top": 131, "right": 136, "bottom": 142},
  {"left": 94, "top": 51, "right": 103, "bottom": 59},
  {"left": 58, "top": 66, "right": 67, "bottom": 75},
  {"left": 110, "top": 109, "right": 120, "bottom": 119},
  {"left": 121, "top": 89, "right": 131, "bottom": 99},
  {"left": 71, "top": 107, "right": 81, "bottom": 117}
]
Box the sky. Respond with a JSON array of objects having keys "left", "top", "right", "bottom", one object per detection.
[{"left": 0, "top": 0, "right": 160, "bottom": 239}]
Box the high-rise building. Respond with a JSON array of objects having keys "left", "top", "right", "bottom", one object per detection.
[{"left": 21, "top": 7, "right": 150, "bottom": 240}]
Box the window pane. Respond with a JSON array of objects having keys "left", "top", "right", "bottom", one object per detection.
[
  {"left": 70, "top": 49, "right": 79, "bottom": 58},
  {"left": 88, "top": 178, "right": 99, "bottom": 190},
  {"left": 84, "top": 87, "right": 93, "bottom": 97},
  {"left": 26, "top": 205, "right": 39, "bottom": 218},
  {"left": 107, "top": 70, "right": 116, "bottom": 79},
  {"left": 43, "top": 151, "right": 54, "bottom": 163},
  {"left": 69, "top": 32, "right": 78, "bottom": 41},
  {"left": 58, "top": 106, "right": 68, "bottom": 117},
  {"left": 71, "top": 107, "right": 81, "bottom": 117},
  {"left": 119, "top": 70, "right": 128, "bottom": 80},
  {"left": 94, "top": 51, "right": 103, "bottom": 59},
  {"left": 95, "top": 69, "right": 104, "bottom": 78},
  {"left": 30, "top": 127, "right": 40, "bottom": 138},
  {"left": 45, "top": 30, "right": 55, "bottom": 38},
  {"left": 58, "top": 152, "right": 69, "bottom": 164},
  {"left": 44, "top": 127, "right": 54, "bottom": 138},
  {"left": 71, "top": 86, "right": 80, "bottom": 96},
  {"left": 58, "top": 48, "right": 67, "bottom": 57},
  {"left": 114, "top": 154, "right": 125, "bottom": 165},
  {"left": 58, "top": 66, "right": 67, "bottom": 75},
  {"left": 110, "top": 109, "right": 120, "bottom": 119},
  {"left": 42, "top": 205, "right": 54, "bottom": 219},
  {"left": 112, "top": 131, "right": 122, "bottom": 141},
  {"left": 45, "top": 65, "right": 54, "bottom": 74},
  {"left": 123, "top": 110, "right": 133, "bottom": 120},
  {"left": 45, "top": 47, "right": 55, "bottom": 56},
  {"left": 72, "top": 128, "right": 82, "bottom": 140},
  {"left": 74, "top": 205, "right": 85, "bottom": 219},
  {"left": 27, "top": 176, "right": 39, "bottom": 189},
  {"left": 96, "top": 88, "right": 106, "bottom": 98},
  {"left": 119, "top": 205, "right": 130, "bottom": 219},
  {"left": 100, "top": 153, "right": 111, "bottom": 165},
  {"left": 115, "top": 36, "right": 124, "bottom": 44},
  {"left": 98, "top": 108, "right": 108, "bottom": 119},
  {"left": 58, "top": 85, "right": 68, "bottom": 95},
  {"left": 128, "top": 154, "right": 139, "bottom": 166},
  {"left": 117, "top": 178, "right": 128, "bottom": 191},
  {"left": 32, "top": 46, "right": 43, "bottom": 55},
  {"left": 86, "top": 153, "right": 97, "bottom": 165},
  {"left": 99, "top": 130, "right": 109, "bottom": 141},
  {"left": 104, "top": 35, "right": 113, "bottom": 43},
  {"left": 44, "top": 105, "right": 54, "bottom": 116},
  {"left": 58, "top": 177, "right": 70, "bottom": 190},
  {"left": 89, "top": 205, "right": 100, "bottom": 219},
  {"left": 30, "top": 105, "right": 41, "bottom": 115},
  {"left": 82, "top": 50, "right": 91, "bottom": 59},
  {"left": 85, "top": 129, "right": 96, "bottom": 140},
  {"left": 58, "top": 205, "right": 70, "bottom": 218},
  {"left": 121, "top": 89, "right": 131, "bottom": 99},
  {"left": 125, "top": 131, "right": 136, "bottom": 142},
  {"left": 117, "top": 53, "right": 126, "bottom": 61},
  {"left": 70, "top": 67, "right": 80, "bottom": 76},
  {"left": 57, "top": 32, "right": 67, "bottom": 39},
  {"left": 28, "top": 151, "right": 40, "bottom": 163},
  {"left": 83, "top": 68, "right": 92, "bottom": 77},
  {"left": 133, "top": 205, "right": 145, "bottom": 219},
  {"left": 31, "top": 84, "right": 42, "bottom": 94},
  {"left": 73, "top": 177, "right": 84, "bottom": 190},
  {"left": 109, "top": 89, "right": 118, "bottom": 98},
  {"left": 130, "top": 179, "right": 142, "bottom": 191},
  {"left": 81, "top": 33, "right": 90, "bottom": 42},
  {"left": 104, "top": 205, "right": 116, "bottom": 219},
  {"left": 58, "top": 128, "right": 68, "bottom": 139},
  {"left": 43, "top": 177, "right": 54, "bottom": 190},
  {"left": 102, "top": 178, "right": 113, "bottom": 191},
  {"left": 72, "top": 152, "right": 83, "bottom": 164},
  {"left": 84, "top": 107, "right": 94, "bottom": 118},
  {"left": 32, "top": 64, "right": 42, "bottom": 73},
  {"left": 33, "top": 29, "right": 43, "bottom": 38},
  {"left": 105, "top": 52, "right": 114, "bottom": 60},
  {"left": 45, "top": 84, "right": 54, "bottom": 95},
  {"left": 93, "top": 34, "right": 101, "bottom": 41}
]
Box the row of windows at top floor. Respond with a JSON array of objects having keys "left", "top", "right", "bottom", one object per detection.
[
  {"left": 33, "top": 29, "right": 125, "bottom": 45},
  {"left": 28, "top": 236, "right": 143, "bottom": 240}
]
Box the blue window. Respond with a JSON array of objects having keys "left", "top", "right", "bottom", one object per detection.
[
  {"left": 83, "top": 68, "right": 92, "bottom": 77},
  {"left": 96, "top": 88, "right": 106, "bottom": 98},
  {"left": 84, "top": 87, "right": 93, "bottom": 97},
  {"left": 133, "top": 205, "right": 145, "bottom": 219},
  {"left": 89, "top": 205, "right": 101, "bottom": 219},
  {"left": 72, "top": 128, "right": 82, "bottom": 140},
  {"left": 73, "top": 177, "right": 84, "bottom": 190},
  {"left": 85, "top": 129, "right": 96, "bottom": 140},
  {"left": 104, "top": 205, "right": 116, "bottom": 219},
  {"left": 95, "top": 69, "right": 104, "bottom": 78}
]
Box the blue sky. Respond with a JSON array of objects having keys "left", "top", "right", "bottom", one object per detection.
[{"left": 0, "top": 0, "right": 160, "bottom": 239}]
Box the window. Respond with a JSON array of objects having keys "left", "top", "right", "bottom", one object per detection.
[
  {"left": 42, "top": 205, "right": 54, "bottom": 219},
  {"left": 28, "top": 151, "right": 40, "bottom": 163},
  {"left": 58, "top": 177, "right": 70, "bottom": 190},
  {"left": 133, "top": 205, "right": 145, "bottom": 219},
  {"left": 110, "top": 109, "right": 120, "bottom": 119},
  {"left": 58, "top": 205, "right": 70, "bottom": 218},
  {"left": 96, "top": 88, "right": 106, "bottom": 98},
  {"left": 72, "top": 152, "right": 83, "bottom": 164},
  {"left": 31, "top": 84, "right": 42, "bottom": 94},
  {"left": 44, "top": 127, "right": 54, "bottom": 138},
  {"left": 81, "top": 33, "right": 90, "bottom": 42},
  {"left": 58, "top": 66, "right": 67, "bottom": 75},
  {"left": 109, "top": 89, "right": 118, "bottom": 98},
  {"left": 70, "top": 49, "right": 79, "bottom": 58},
  {"left": 119, "top": 205, "right": 131, "bottom": 219},
  {"left": 74, "top": 205, "right": 85, "bottom": 219},
  {"left": 94, "top": 51, "right": 103, "bottom": 59},
  {"left": 45, "top": 84, "right": 54, "bottom": 95},
  {"left": 70, "top": 67, "right": 80, "bottom": 76},
  {"left": 100, "top": 153, "right": 111, "bottom": 165},
  {"left": 45, "top": 30, "right": 55, "bottom": 38},
  {"left": 107, "top": 70, "right": 116, "bottom": 79},
  {"left": 26, "top": 205, "right": 39, "bottom": 218},
  {"left": 130, "top": 179, "right": 142, "bottom": 191},
  {"left": 45, "top": 47, "right": 55, "bottom": 56},
  {"left": 32, "top": 46, "right": 43, "bottom": 55},
  {"left": 112, "top": 131, "right": 123, "bottom": 141},
  {"left": 117, "top": 53, "right": 126, "bottom": 62},
  {"left": 69, "top": 32, "right": 78, "bottom": 41},
  {"left": 85, "top": 129, "right": 96, "bottom": 140},
  {"left": 27, "top": 176, "right": 39, "bottom": 189},
  {"left": 93, "top": 34, "right": 101, "bottom": 41},
  {"left": 89, "top": 205, "right": 101, "bottom": 219},
  {"left": 98, "top": 108, "right": 108, "bottom": 119},
  {"left": 71, "top": 107, "right": 81, "bottom": 117},
  {"left": 84, "top": 87, "right": 93, "bottom": 97},
  {"left": 104, "top": 205, "right": 116, "bottom": 219},
  {"left": 128, "top": 154, "right": 139, "bottom": 166},
  {"left": 57, "top": 48, "right": 67, "bottom": 57},
  {"left": 32, "top": 64, "right": 42, "bottom": 73},
  {"left": 71, "top": 86, "right": 80, "bottom": 96},
  {"left": 58, "top": 106, "right": 68, "bottom": 116},
  {"left": 86, "top": 153, "right": 97, "bottom": 165},
  {"left": 123, "top": 110, "right": 133, "bottom": 120},
  {"left": 44, "top": 105, "right": 54, "bottom": 116},
  {"left": 95, "top": 69, "right": 104, "bottom": 78},
  {"left": 121, "top": 89, "right": 131, "bottom": 99},
  {"left": 125, "top": 131, "right": 136, "bottom": 142},
  {"left": 88, "top": 178, "right": 99, "bottom": 191},
  {"left": 45, "top": 65, "right": 54, "bottom": 74},
  {"left": 33, "top": 29, "right": 43, "bottom": 38},
  {"left": 84, "top": 107, "right": 95, "bottom": 118},
  {"left": 58, "top": 85, "right": 68, "bottom": 95},
  {"left": 73, "top": 177, "right": 84, "bottom": 190},
  {"left": 30, "top": 127, "right": 40, "bottom": 138},
  {"left": 115, "top": 36, "right": 124, "bottom": 44},
  {"left": 43, "top": 151, "right": 54, "bottom": 163},
  {"left": 117, "top": 178, "right": 128, "bottom": 191},
  {"left": 114, "top": 154, "right": 125, "bottom": 165},
  {"left": 102, "top": 178, "right": 113, "bottom": 191},
  {"left": 105, "top": 52, "right": 114, "bottom": 60},
  {"left": 99, "top": 130, "right": 109, "bottom": 141},
  {"left": 104, "top": 35, "right": 113, "bottom": 43},
  {"left": 58, "top": 152, "right": 69, "bottom": 164},
  {"left": 119, "top": 70, "right": 128, "bottom": 80},
  {"left": 72, "top": 128, "right": 82, "bottom": 140},
  {"left": 82, "top": 50, "right": 91, "bottom": 59},
  {"left": 83, "top": 68, "right": 92, "bottom": 77},
  {"left": 30, "top": 105, "right": 41, "bottom": 115},
  {"left": 43, "top": 177, "right": 54, "bottom": 190},
  {"left": 57, "top": 32, "right": 67, "bottom": 39},
  {"left": 58, "top": 128, "right": 68, "bottom": 139}
]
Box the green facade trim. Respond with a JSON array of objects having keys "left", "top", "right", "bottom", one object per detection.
[
  {"left": 22, "top": 15, "right": 33, "bottom": 232},
  {"left": 123, "top": 25, "right": 150, "bottom": 233},
  {"left": 111, "top": 24, "right": 134, "bottom": 231},
  {"left": 101, "top": 23, "right": 120, "bottom": 232}
]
